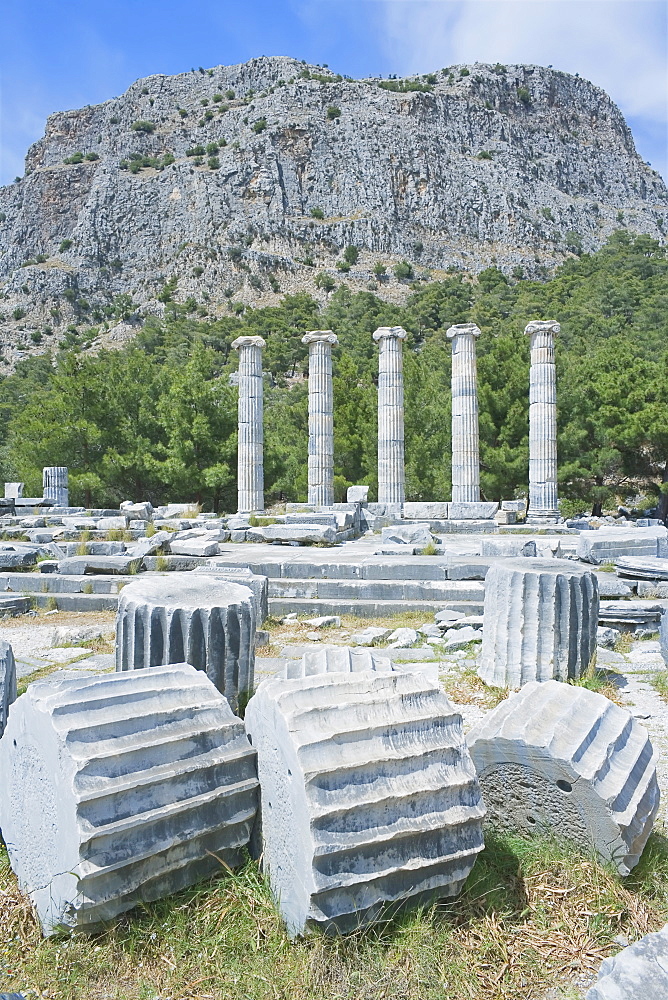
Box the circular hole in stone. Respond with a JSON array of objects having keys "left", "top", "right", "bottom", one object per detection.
[
  {"left": 556, "top": 779, "right": 573, "bottom": 793},
  {"left": 527, "top": 815, "right": 536, "bottom": 825},
  {"left": 287, "top": 769, "right": 292, "bottom": 776}
]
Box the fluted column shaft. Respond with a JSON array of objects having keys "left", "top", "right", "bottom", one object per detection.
[
  {"left": 302, "top": 331, "right": 338, "bottom": 507},
  {"left": 373, "top": 327, "right": 407, "bottom": 508},
  {"left": 447, "top": 324, "right": 481, "bottom": 503},
  {"left": 43, "top": 467, "right": 68, "bottom": 507},
  {"left": 526, "top": 321, "right": 560, "bottom": 522},
  {"left": 232, "top": 336, "right": 265, "bottom": 513}
]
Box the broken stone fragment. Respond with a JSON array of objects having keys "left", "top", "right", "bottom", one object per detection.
[
  {"left": 468, "top": 680, "right": 659, "bottom": 875},
  {"left": 585, "top": 923, "right": 668, "bottom": 999},
  {"left": 0, "top": 640, "right": 16, "bottom": 738},
  {"left": 245, "top": 668, "right": 485, "bottom": 936},
  {"left": 0, "top": 664, "right": 258, "bottom": 935}
]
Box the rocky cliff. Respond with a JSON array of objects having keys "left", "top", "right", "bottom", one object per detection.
[{"left": 1, "top": 55, "right": 666, "bottom": 365}]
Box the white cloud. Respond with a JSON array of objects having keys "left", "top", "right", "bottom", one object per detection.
[{"left": 377, "top": 0, "right": 667, "bottom": 173}]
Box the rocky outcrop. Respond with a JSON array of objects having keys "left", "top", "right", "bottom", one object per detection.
[{"left": 0, "top": 57, "right": 666, "bottom": 363}]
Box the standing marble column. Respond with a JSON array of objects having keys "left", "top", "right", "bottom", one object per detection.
[
  {"left": 232, "top": 336, "right": 266, "bottom": 513},
  {"left": 42, "top": 467, "right": 68, "bottom": 507},
  {"left": 302, "top": 331, "right": 338, "bottom": 507},
  {"left": 446, "top": 323, "right": 481, "bottom": 503},
  {"left": 526, "top": 320, "right": 561, "bottom": 523},
  {"left": 373, "top": 326, "right": 407, "bottom": 510}
]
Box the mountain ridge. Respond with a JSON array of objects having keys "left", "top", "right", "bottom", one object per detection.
[{"left": 0, "top": 55, "right": 666, "bottom": 368}]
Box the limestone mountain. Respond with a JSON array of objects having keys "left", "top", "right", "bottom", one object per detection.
[{"left": 0, "top": 55, "right": 666, "bottom": 366}]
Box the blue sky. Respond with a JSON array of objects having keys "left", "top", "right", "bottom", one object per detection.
[{"left": 1, "top": 0, "right": 666, "bottom": 185}]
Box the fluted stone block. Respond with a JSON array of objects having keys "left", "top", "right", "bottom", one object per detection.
[
  {"left": 0, "top": 640, "right": 16, "bottom": 738},
  {"left": 661, "top": 609, "right": 668, "bottom": 667},
  {"left": 233, "top": 336, "right": 265, "bottom": 514},
  {"left": 194, "top": 563, "right": 269, "bottom": 623},
  {"left": 289, "top": 644, "right": 392, "bottom": 677},
  {"left": 468, "top": 680, "right": 659, "bottom": 874},
  {"left": 373, "top": 327, "right": 406, "bottom": 508},
  {"left": 526, "top": 321, "right": 560, "bottom": 522},
  {"left": 479, "top": 558, "right": 598, "bottom": 687},
  {"left": 302, "top": 332, "right": 337, "bottom": 507},
  {"left": 0, "top": 664, "right": 259, "bottom": 935},
  {"left": 116, "top": 573, "right": 255, "bottom": 711},
  {"left": 447, "top": 323, "right": 481, "bottom": 503},
  {"left": 245, "top": 669, "right": 485, "bottom": 936},
  {"left": 42, "top": 467, "right": 69, "bottom": 507},
  {"left": 586, "top": 923, "right": 668, "bottom": 999}
]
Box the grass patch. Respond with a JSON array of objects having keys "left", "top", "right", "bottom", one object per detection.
[
  {"left": 248, "top": 515, "right": 279, "bottom": 527},
  {"left": 1, "top": 833, "right": 666, "bottom": 999},
  {"left": 572, "top": 658, "right": 624, "bottom": 705},
  {"left": 650, "top": 671, "right": 668, "bottom": 703},
  {"left": 441, "top": 664, "right": 508, "bottom": 709},
  {"left": 614, "top": 632, "right": 634, "bottom": 656},
  {"left": 598, "top": 561, "right": 616, "bottom": 573}
]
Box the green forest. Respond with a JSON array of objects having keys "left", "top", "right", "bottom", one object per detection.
[{"left": 1, "top": 231, "right": 667, "bottom": 517}]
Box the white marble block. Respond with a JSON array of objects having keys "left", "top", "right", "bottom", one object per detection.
[
  {"left": 0, "top": 664, "right": 259, "bottom": 935},
  {"left": 116, "top": 573, "right": 255, "bottom": 711},
  {"left": 0, "top": 639, "right": 17, "bottom": 738},
  {"left": 447, "top": 323, "right": 482, "bottom": 503},
  {"left": 586, "top": 923, "right": 668, "bottom": 999},
  {"left": 479, "top": 558, "right": 598, "bottom": 687},
  {"left": 302, "top": 332, "right": 337, "bottom": 507},
  {"left": 468, "top": 680, "right": 659, "bottom": 874},
  {"left": 245, "top": 669, "right": 485, "bottom": 936}
]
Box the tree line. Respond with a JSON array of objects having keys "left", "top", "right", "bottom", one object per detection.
[{"left": 1, "top": 232, "right": 666, "bottom": 518}]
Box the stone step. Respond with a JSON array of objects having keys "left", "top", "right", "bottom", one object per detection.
[
  {"left": 11, "top": 592, "right": 119, "bottom": 612},
  {"left": 268, "top": 597, "right": 485, "bottom": 618},
  {"left": 267, "top": 578, "right": 485, "bottom": 602},
  {"left": 0, "top": 572, "right": 136, "bottom": 594}
]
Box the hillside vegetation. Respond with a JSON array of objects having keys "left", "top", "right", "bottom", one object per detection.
[{"left": 1, "top": 232, "right": 666, "bottom": 516}]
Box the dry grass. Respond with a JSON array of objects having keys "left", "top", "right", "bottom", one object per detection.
[
  {"left": 0, "top": 609, "right": 116, "bottom": 630},
  {"left": 572, "top": 659, "right": 626, "bottom": 706},
  {"left": 1, "top": 831, "right": 667, "bottom": 1000},
  {"left": 441, "top": 664, "right": 509, "bottom": 710}
]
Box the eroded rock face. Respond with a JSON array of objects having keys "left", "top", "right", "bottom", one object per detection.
[
  {"left": 468, "top": 680, "right": 659, "bottom": 875},
  {"left": 0, "top": 664, "right": 259, "bottom": 935},
  {"left": 245, "top": 668, "right": 485, "bottom": 936},
  {"left": 1, "top": 57, "right": 666, "bottom": 360}
]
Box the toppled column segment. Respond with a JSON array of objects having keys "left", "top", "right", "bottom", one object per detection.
[
  {"left": 245, "top": 667, "right": 485, "bottom": 936},
  {"left": 479, "top": 558, "right": 598, "bottom": 687},
  {"left": 0, "top": 664, "right": 259, "bottom": 935},
  {"left": 0, "top": 639, "right": 16, "bottom": 738},
  {"left": 468, "top": 680, "right": 659, "bottom": 875},
  {"left": 116, "top": 573, "right": 255, "bottom": 712}
]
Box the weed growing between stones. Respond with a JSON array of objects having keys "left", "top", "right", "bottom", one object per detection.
[
  {"left": 650, "top": 671, "right": 668, "bottom": 703},
  {"left": 1, "top": 832, "right": 666, "bottom": 1000},
  {"left": 441, "top": 664, "right": 508, "bottom": 709},
  {"left": 571, "top": 659, "right": 625, "bottom": 705}
]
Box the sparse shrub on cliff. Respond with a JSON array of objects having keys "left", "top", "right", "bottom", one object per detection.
[
  {"left": 63, "top": 152, "right": 84, "bottom": 164},
  {"left": 186, "top": 145, "right": 206, "bottom": 157},
  {"left": 131, "top": 120, "right": 156, "bottom": 133},
  {"left": 12, "top": 307, "right": 25, "bottom": 320},
  {"left": 208, "top": 156, "right": 220, "bottom": 170},
  {"left": 84, "top": 152, "right": 99, "bottom": 161},
  {"left": 477, "top": 150, "right": 493, "bottom": 160},
  {"left": 309, "top": 207, "right": 324, "bottom": 220},
  {"left": 459, "top": 68, "right": 470, "bottom": 77},
  {"left": 326, "top": 105, "right": 341, "bottom": 120},
  {"left": 252, "top": 118, "right": 267, "bottom": 133},
  {"left": 378, "top": 78, "right": 433, "bottom": 93},
  {"left": 206, "top": 142, "right": 219, "bottom": 155},
  {"left": 315, "top": 271, "right": 335, "bottom": 291},
  {"left": 343, "top": 245, "right": 359, "bottom": 265},
  {"left": 517, "top": 87, "right": 531, "bottom": 105},
  {"left": 393, "top": 260, "right": 414, "bottom": 280},
  {"left": 225, "top": 89, "right": 235, "bottom": 100}
]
